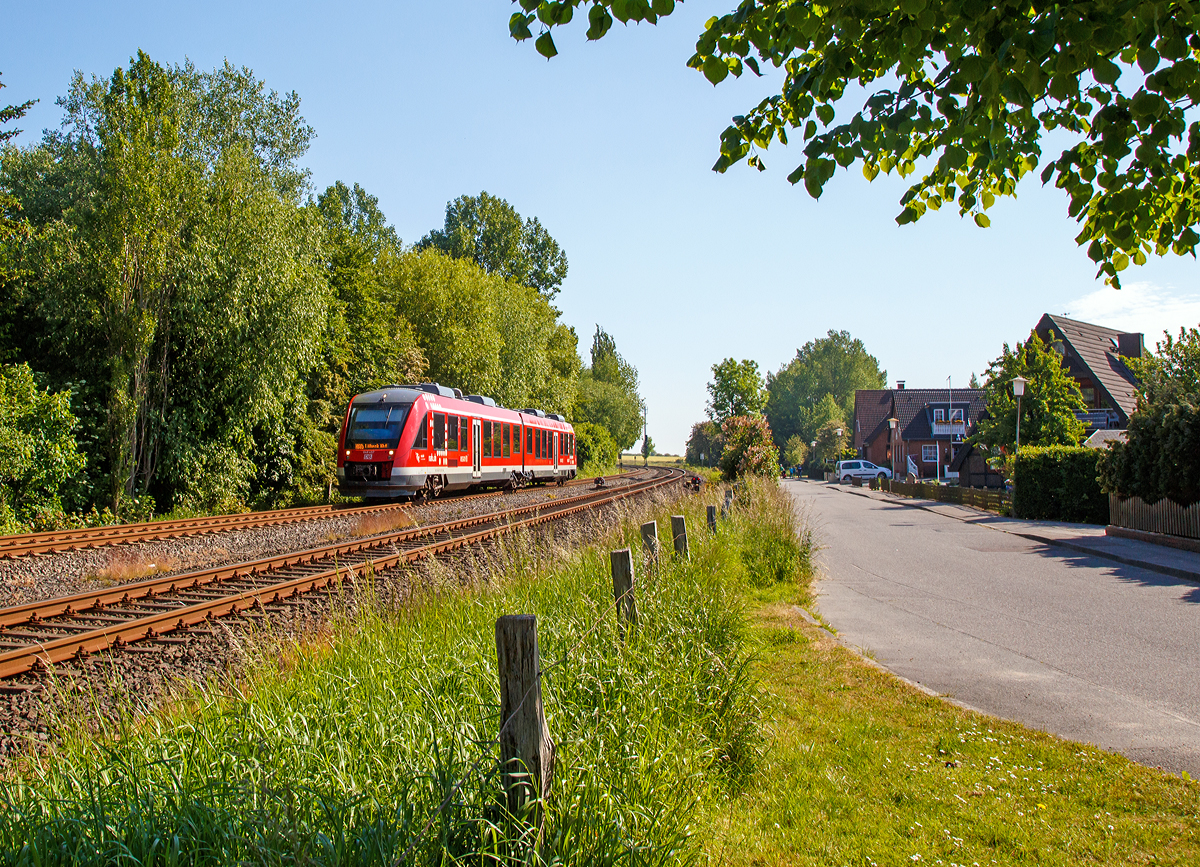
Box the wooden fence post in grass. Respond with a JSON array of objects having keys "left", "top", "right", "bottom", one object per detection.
[
  {"left": 610, "top": 548, "right": 637, "bottom": 636},
  {"left": 707, "top": 504, "right": 717, "bottom": 533},
  {"left": 640, "top": 520, "right": 659, "bottom": 562},
  {"left": 671, "top": 515, "right": 689, "bottom": 558},
  {"left": 495, "top": 615, "right": 554, "bottom": 816},
  {"left": 722, "top": 488, "right": 733, "bottom": 518}
]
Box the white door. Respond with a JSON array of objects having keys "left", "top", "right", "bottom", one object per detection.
[
  {"left": 553, "top": 432, "right": 559, "bottom": 474},
  {"left": 471, "top": 419, "right": 481, "bottom": 479}
]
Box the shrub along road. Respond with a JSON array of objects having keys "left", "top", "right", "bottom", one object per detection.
[{"left": 789, "top": 479, "right": 1200, "bottom": 775}]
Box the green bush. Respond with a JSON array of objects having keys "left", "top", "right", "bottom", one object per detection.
[
  {"left": 719, "top": 415, "right": 782, "bottom": 481},
  {"left": 0, "top": 363, "right": 87, "bottom": 534},
  {"left": 573, "top": 420, "right": 617, "bottom": 474},
  {"left": 1013, "top": 445, "right": 1107, "bottom": 524}
]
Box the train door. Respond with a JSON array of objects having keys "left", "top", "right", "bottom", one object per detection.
[
  {"left": 471, "top": 418, "right": 482, "bottom": 479},
  {"left": 553, "top": 432, "right": 560, "bottom": 474}
]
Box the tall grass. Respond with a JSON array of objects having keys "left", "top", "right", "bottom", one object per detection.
[{"left": 0, "top": 479, "right": 808, "bottom": 866}]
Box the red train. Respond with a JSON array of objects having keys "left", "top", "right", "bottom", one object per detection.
[{"left": 337, "top": 383, "right": 577, "bottom": 499}]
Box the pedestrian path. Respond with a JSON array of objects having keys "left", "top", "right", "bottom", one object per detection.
[{"left": 818, "top": 480, "right": 1200, "bottom": 583}]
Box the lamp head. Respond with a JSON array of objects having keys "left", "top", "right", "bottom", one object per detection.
[
  {"left": 1011, "top": 375, "right": 1027, "bottom": 397},
  {"left": 835, "top": 428, "right": 843, "bottom": 437},
  {"left": 887, "top": 417, "right": 898, "bottom": 430}
]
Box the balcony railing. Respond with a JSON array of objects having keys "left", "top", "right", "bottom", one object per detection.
[{"left": 931, "top": 421, "right": 966, "bottom": 437}]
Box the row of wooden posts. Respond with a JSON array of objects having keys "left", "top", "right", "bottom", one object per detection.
[{"left": 494, "top": 490, "right": 734, "bottom": 814}]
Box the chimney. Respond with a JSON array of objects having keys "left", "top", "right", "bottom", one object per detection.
[
  {"left": 896, "top": 380, "right": 905, "bottom": 390},
  {"left": 1117, "top": 333, "right": 1144, "bottom": 359}
]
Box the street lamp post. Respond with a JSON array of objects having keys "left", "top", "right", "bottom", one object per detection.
[
  {"left": 810, "top": 440, "right": 817, "bottom": 480},
  {"left": 887, "top": 417, "right": 898, "bottom": 491},
  {"left": 1011, "top": 375, "right": 1027, "bottom": 518}
]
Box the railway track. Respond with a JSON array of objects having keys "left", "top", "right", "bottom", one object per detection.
[
  {"left": 0, "top": 471, "right": 637, "bottom": 559},
  {"left": 0, "top": 467, "right": 683, "bottom": 683}
]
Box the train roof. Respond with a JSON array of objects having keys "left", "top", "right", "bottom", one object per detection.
[{"left": 351, "top": 385, "right": 572, "bottom": 428}]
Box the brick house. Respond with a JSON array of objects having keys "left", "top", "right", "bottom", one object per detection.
[{"left": 854, "top": 386, "right": 987, "bottom": 481}]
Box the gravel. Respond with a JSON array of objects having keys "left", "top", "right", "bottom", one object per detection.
[{"left": 0, "top": 474, "right": 683, "bottom": 766}]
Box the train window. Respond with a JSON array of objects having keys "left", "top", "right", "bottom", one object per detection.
[
  {"left": 526, "top": 427, "right": 533, "bottom": 454},
  {"left": 347, "top": 403, "right": 410, "bottom": 448},
  {"left": 482, "top": 421, "right": 492, "bottom": 457},
  {"left": 433, "top": 413, "right": 446, "bottom": 450},
  {"left": 447, "top": 415, "right": 458, "bottom": 451},
  {"left": 460, "top": 417, "right": 469, "bottom": 450},
  {"left": 503, "top": 424, "right": 511, "bottom": 458},
  {"left": 534, "top": 428, "right": 541, "bottom": 459},
  {"left": 543, "top": 429, "right": 549, "bottom": 458},
  {"left": 413, "top": 413, "right": 428, "bottom": 450}
]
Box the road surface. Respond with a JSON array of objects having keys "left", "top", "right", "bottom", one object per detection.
[{"left": 788, "top": 479, "right": 1200, "bottom": 774}]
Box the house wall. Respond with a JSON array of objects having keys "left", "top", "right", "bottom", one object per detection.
[{"left": 863, "top": 437, "right": 959, "bottom": 479}]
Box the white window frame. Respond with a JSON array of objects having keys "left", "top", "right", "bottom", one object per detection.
[
  {"left": 949, "top": 408, "right": 964, "bottom": 422},
  {"left": 933, "top": 408, "right": 945, "bottom": 422},
  {"left": 921, "top": 444, "right": 939, "bottom": 463}
]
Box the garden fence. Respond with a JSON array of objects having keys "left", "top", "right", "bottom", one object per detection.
[
  {"left": 1108, "top": 493, "right": 1200, "bottom": 541},
  {"left": 871, "top": 478, "right": 1011, "bottom": 515}
]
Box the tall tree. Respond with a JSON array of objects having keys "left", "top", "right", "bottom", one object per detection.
[
  {"left": 765, "top": 330, "right": 885, "bottom": 447},
  {"left": 417, "top": 191, "right": 568, "bottom": 299},
  {"left": 573, "top": 325, "right": 643, "bottom": 450},
  {"left": 513, "top": 1, "right": 1200, "bottom": 287},
  {"left": 971, "top": 330, "right": 1087, "bottom": 451},
  {"left": 707, "top": 357, "right": 765, "bottom": 422},
  {"left": 0, "top": 72, "right": 37, "bottom": 287}
]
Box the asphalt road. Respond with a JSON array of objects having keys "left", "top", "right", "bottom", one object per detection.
[{"left": 788, "top": 479, "right": 1200, "bottom": 774}]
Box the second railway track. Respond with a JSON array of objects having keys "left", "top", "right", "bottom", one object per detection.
[
  {"left": 0, "top": 467, "right": 683, "bottom": 683},
  {"left": 0, "top": 470, "right": 641, "bottom": 559}
]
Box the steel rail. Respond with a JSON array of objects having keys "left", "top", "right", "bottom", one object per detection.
[
  {"left": 0, "top": 468, "right": 683, "bottom": 679},
  {"left": 0, "top": 470, "right": 639, "bottom": 559}
]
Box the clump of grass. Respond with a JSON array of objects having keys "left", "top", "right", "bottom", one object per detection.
[
  {"left": 91, "top": 552, "right": 181, "bottom": 585},
  {"left": 350, "top": 509, "right": 416, "bottom": 538},
  {"left": 0, "top": 486, "right": 790, "bottom": 865}
]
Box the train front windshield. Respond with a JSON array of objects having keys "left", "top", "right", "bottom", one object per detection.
[{"left": 347, "top": 403, "right": 410, "bottom": 448}]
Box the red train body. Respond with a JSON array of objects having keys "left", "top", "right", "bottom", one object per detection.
[{"left": 337, "top": 383, "right": 577, "bottom": 499}]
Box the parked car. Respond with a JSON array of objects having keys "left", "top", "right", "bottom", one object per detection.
[{"left": 835, "top": 459, "right": 892, "bottom": 483}]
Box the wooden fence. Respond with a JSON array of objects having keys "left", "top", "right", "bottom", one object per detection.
[
  {"left": 1109, "top": 493, "right": 1200, "bottom": 541},
  {"left": 871, "top": 478, "right": 1011, "bottom": 515}
]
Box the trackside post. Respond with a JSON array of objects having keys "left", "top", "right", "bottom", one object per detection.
[
  {"left": 495, "top": 615, "right": 554, "bottom": 817},
  {"left": 610, "top": 548, "right": 637, "bottom": 636},
  {"left": 671, "top": 515, "right": 689, "bottom": 558}
]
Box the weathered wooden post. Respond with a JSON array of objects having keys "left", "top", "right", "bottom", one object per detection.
[
  {"left": 610, "top": 548, "right": 637, "bottom": 636},
  {"left": 671, "top": 515, "right": 689, "bottom": 558},
  {"left": 722, "top": 488, "right": 734, "bottom": 518},
  {"left": 640, "top": 520, "right": 659, "bottom": 563},
  {"left": 495, "top": 615, "right": 554, "bottom": 816},
  {"left": 707, "top": 504, "right": 717, "bottom": 533}
]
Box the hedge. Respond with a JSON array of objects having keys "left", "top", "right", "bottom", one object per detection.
[{"left": 1013, "top": 446, "right": 1107, "bottom": 524}]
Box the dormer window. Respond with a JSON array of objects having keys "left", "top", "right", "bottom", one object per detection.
[
  {"left": 950, "top": 409, "right": 963, "bottom": 422},
  {"left": 934, "top": 408, "right": 945, "bottom": 422}
]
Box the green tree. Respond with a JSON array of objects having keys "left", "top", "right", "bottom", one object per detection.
[
  {"left": 1099, "top": 325, "right": 1200, "bottom": 505},
  {"left": 706, "top": 357, "right": 765, "bottom": 423},
  {"left": 0, "top": 363, "right": 86, "bottom": 533},
  {"left": 813, "top": 418, "right": 850, "bottom": 467},
  {"left": 573, "top": 325, "right": 643, "bottom": 450},
  {"left": 766, "top": 330, "right": 885, "bottom": 447},
  {"left": 574, "top": 420, "right": 617, "bottom": 473},
  {"left": 685, "top": 420, "right": 723, "bottom": 468},
  {"left": 719, "top": 414, "right": 781, "bottom": 480},
  {"left": 972, "top": 330, "right": 1087, "bottom": 452},
  {"left": 641, "top": 434, "right": 654, "bottom": 465},
  {"left": 0, "top": 73, "right": 36, "bottom": 286},
  {"left": 417, "top": 191, "right": 568, "bottom": 299},
  {"left": 513, "top": 1, "right": 1200, "bottom": 287},
  {"left": 781, "top": 434, "right": 808, "bottom": 468}
]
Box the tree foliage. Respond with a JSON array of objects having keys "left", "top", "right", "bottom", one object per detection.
[
  {"left": 813, "top": 417, "right": 851, "bottom": 465},
  {"left": 719, "top": 414, "right": 782, "bottom": 480},
  {"left": 706, "top": 357, "right": 765, "bottom": 422},
  {"left": 685, "top": 420, "right": 723, "bottom": 467},
  {"left": 417, "top": 191, "right": 568, "bottom": 299},
  {"left": 972, "top": 329, "right": 1088, "bottom": 451},
  {"left": 1099, "top": 325, "right": 1200, "bottom": 505},
  {"left": 0, "top": 363, "right": 86, "bottom": 533},
  {"left": 512, "top": 0, "right": 1200, "bottom": 286},
  {"left": 574, "top": 420, "right": 618, "bottom": 472},
  {"left": 573, "top": 326, "right": 643, "bottom": 450},
  {"left": 781, "top": 434, "right": 808, "bottom": 468},
  {"left": 765, "top": 329, "right": 884, "bottom": 447}
]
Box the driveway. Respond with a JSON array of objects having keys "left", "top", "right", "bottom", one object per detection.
[{"left": 787, "top": 479, "right": 1200, "bottom": 774}]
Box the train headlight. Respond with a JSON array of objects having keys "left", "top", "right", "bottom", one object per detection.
[
  {"left": 345, "top": 450, "right": 351, "bottom": 457},
  {"left": 389, "top": 450, "right": 394, "bottom": 456}
]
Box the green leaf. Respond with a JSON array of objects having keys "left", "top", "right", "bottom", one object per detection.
[
  {"left": 863, "top": 163, "right": 879, "bottom": 181},
  {"left": 1092, "top": 58, "right": 1121, "bottom": 85},
  {"left": 535, "top": 31, "right": 558, "bottom": 59},
  {"left": 816, "top": 103, "right": 835, "bottom": 125},
  {"left": 509, "top": 12, "right": 534, "bottom": 40},
  {"left": 974, "top": 212, "right": 991, "bottom": 227},
  {"left": 651, "top": 0, "right": 675, "bottom": 15},
  {"left": 703, "top": 55, "right": 729, "bottom": 85},
  {"left": 1113, "top": 251, "right": 1130, "bottom": 271},
  {"left": 1137, "top": 46, "right": 1160, "bottom": 73},
  {"left": 587, "top": 4, "right": 613, "bottom": 40}
]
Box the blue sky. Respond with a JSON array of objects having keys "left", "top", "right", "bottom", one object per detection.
[{"left": 5, "top": 1, "right": 1198, "bottom": 453}]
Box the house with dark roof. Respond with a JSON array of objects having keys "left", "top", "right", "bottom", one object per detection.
[
  {"left": 854, "top": 386, "right": 987, "bottom": 480},
  {"left": 1035, "top": 313, "right": 1142, "bottom": 430}
]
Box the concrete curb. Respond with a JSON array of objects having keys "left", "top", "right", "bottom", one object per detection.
[{"left": 825, "top": 482, "right": 1200, "bottom": 585}]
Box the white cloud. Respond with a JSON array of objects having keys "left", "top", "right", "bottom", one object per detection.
[{"left": 1060, "top": 281, "right": 1200, "bottom": 346}]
